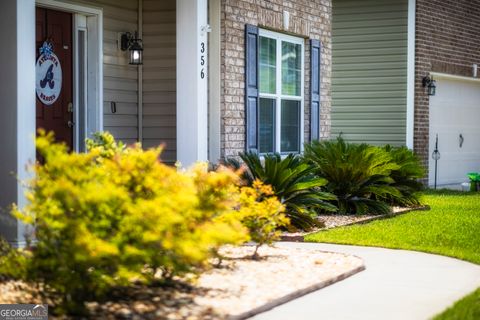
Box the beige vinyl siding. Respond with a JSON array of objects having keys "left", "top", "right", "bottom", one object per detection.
[
  {"left": 100, "top": 0, "right": 139, "bottom": 144},
  {"left": 142, "top": 0, "right": 176, "bottom": 163},
  {"left": 58, "top": 0, "right": 139, "bottom": 144},
  {"left": 331, "top": 0, "right": 408, "bottom": 146}
]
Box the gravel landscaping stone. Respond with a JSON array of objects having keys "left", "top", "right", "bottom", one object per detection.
[{"left": 0, "top": 245, "right": 364, "bottom": 319}]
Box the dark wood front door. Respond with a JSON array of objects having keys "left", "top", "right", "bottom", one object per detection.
[{"left": 36, "top": 8, "right": 73, "bottom": 149}]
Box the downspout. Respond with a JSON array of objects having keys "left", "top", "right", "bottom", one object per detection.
[{"left": 138, "top": 0, "right": 143, "bottom": 143}]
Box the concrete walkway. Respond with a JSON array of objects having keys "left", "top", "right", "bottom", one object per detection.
[{"left": 250, "top": 242, "right": 480, "bottom": 320}]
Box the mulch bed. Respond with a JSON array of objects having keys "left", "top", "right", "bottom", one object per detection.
[{"left": 0, "top": 245, "right": 364, "bottom": 320}]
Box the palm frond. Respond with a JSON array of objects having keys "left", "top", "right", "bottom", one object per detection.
[
  {"left": 304, "top": 137, "right": 398, "bottom": 215},
  {"left": 236, "top": 152, "right": 337, "bottom": 230}
]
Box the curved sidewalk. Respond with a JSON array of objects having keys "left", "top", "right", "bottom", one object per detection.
[{"left": 250, "top": 242, "right": 480, "bottom": 320}]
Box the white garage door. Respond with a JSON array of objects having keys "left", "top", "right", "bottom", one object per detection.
[{"left": 429, "top": 77, "right": 480, "bottom": 187}]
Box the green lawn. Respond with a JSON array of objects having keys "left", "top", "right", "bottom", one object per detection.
[
  {"left": 433, "top": 288, "right": 480, "bottom": 320},
  {"left": 305, "top": 190, "right": 480, "bottom": 319},
  {"left": 306, "top": 190, "right": 480, "bottom": 264}
]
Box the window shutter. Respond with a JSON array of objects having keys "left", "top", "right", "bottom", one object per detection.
[
  {"left": 245, "top": 24, "right": 259, "bottom": 152},
  {"left": 310, "top": 39, "right": 321, "bottom": 141}
]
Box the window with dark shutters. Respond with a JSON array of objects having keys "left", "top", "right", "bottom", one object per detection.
[{"left": 244, "top": 24, "right": 321, "bottom": 153}]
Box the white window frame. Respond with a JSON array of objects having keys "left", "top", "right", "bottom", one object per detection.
[{"left": 258, "top": 29, "right": 305, "bottom": 155}]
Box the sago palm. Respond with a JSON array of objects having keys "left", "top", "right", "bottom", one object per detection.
[
  {"left": 383, "top": 145, "right": 424, "bottom": 206},
  {"left": 225, "top": 152, "right": 337, "bottom": 230},
  {"left": 304, "top": 138, "right": 401, "bottom": 215}
]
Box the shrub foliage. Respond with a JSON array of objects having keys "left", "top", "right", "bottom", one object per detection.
[
  {"left": 12, "top": 132, "right": 286, "bottom": 315},
  {"left": 383, "top": 145, "right": 424, "bottom": 206},
  {"left": 236, "top": 180, "right": 289, "bottom": 258},
  {"left": 304, "top": 138, "right": 402, "bottom": 215},
  {"left": 226, "top": 152, "right": 337, "bottom": 230}
]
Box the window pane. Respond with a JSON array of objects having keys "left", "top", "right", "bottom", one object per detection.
[
  {"left": 259, "top": 98, "right": 276, "bottom": 153},
  {"left": 259, "top": 36, "right": 276, "bottom": 94},
  {"left": 281, "top": 41, "right": 302, "bottom": 96},
  {"left": 281, "top": 100, "right": 300, "bottom": 153}
]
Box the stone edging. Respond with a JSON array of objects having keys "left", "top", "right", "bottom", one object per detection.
[
  {"left": 280, "top": 205, "right": 431, "bottom": 243},
  {"left": 229, "top": 262, "right": 366, "bottom": 320}
]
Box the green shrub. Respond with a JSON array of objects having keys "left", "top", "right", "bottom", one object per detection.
[
  {"left": 85, "top": 131, "right": 127, "bottom": 158},
  {"left": 0, "top": 238, "right": 29, "bottom": 280},
  {"left": 226, "top": 152, "right": 336, "bottom": 230},
  {"left": 236, "top": 180, "right": 289, "bottom": 258},
  {"left": 304, "top": 138, "right": 401, "bottom": 215},
  {"left": 383, "top": 145, "right": 424, "bottom": 206},
  {"left": 14, "top": 132, "right": 261, "bottom": 315}
]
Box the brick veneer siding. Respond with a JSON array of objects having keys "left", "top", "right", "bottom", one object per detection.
[
  {"left": 220, "top": 0, "right": 332, "bottom": 158},
  {"left": 415, "top": 0, "right": 480, "bottom": 180}
]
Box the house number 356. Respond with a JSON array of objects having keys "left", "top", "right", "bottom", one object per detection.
[{"left": 200, "top": 42, "right": 205, "bottom": 79}]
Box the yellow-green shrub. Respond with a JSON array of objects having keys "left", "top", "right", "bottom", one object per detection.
[
  {"left": 236, "top": 180, "right": 289, "bottom": 258},
  {"left": 0, "top": 238, "right": 30, "bottom": 280},
  {"left": 14, "top": 132, "right": 254, "bottom": 314}
]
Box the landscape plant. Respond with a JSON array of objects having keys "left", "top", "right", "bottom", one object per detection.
[
  {"left": 236, "top": 180, "right": 289, "bottom": 258},
  {"left": 383, "top": 145, "right": 424, "bottom": 206},
  {"left": 10, "top": 132, "right": 285, "bottom": 315},
  {"left": 304, "top": 137, "right": 401, "bottom": 215},
  {"left": 467, "top": 172, "right": 480, "bottom": 191},
  {"left": 225, "top": 152, "right": 337, "bottom": 230}
]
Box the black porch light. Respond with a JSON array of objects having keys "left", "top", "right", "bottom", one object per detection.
[
  {"left": 422, "top": 75, "right": 436, "bottom": 96},
  {"left": 121, "top": 31, "right": 143, "bottom": 65}
]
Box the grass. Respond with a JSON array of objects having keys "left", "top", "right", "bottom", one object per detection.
[
  {"left": 433, "top": 288, "right": 480, "bottom": 320},
  {"left": 305, "top": 189, "right": 480, "bottom": 319},
  {"left": 305, "top": 190, "right": 480, "bottom": 264}
]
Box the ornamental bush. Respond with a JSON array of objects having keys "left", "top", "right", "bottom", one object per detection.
[
  {"left": 224, "top": 152, "right": 336, "bottom": 230},
  {"left": 236, "top": 180, "right": 289, "bottom": 258},
  {"left": 304, "top": 137, "right": 401, "bottom": 215},
  {"left": 13, "top": 132, "right": 284, "bottom": 315},
  {"left": 383, "top": 145, "right": 425, "bottom": 206}
]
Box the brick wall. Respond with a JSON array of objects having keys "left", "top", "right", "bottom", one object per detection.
[
  {"left": 415, "top": 0, "right": 480, "bottom": 179},
  {"left": 220, "top": 0, "right": 332, "bottom": 158}
]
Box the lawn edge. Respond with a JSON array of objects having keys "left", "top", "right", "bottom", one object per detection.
[{"left": 281, "top": 205, "right": 430, "bottom": 243}]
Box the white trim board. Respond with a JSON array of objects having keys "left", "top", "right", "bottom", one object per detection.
[
  {"left": 430, "top": 72, "right": 480, "bottom": 83},
  {"left": 406, "top": 0, "right": 415, "bottom": 150},
  {"left": 208, "top": 0, "right": 221, "bottom": 163},
  {"left": 35, "top": 0, "right": 102, "bottom": 16}
]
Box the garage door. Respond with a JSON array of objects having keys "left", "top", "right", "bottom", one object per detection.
[{"left": 429, "top": 77, "right": 480, "bottom": 187}]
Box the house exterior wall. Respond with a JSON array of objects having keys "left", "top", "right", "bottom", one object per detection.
[
  {"left": 55, "top": 0, "right": 139, "bottom": 144},
  {"left": 331, "top": 0, "right": 408, "bottom": 146},
  {"left": 220, "top": 0, "right": 332, "bottom": 158},
  {"left": 414, "top": 0, "right": 480, "bottom": 174},
  {"left": 142, "top": 0, "right": 176, "bottom": 163}
]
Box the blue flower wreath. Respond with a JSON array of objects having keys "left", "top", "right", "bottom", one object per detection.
[{"left": 39, "top": 41, "right": 53, "bottom": 58}]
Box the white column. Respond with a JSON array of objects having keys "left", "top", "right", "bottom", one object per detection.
[
  {"left": 406, "top": 0, "right": 416, "bottom": 149},
  {"left": 0, "top": 0, "right": 36, "bottom": 246},
  {"left": 176, "top": 0, "right": 209, "bottom": 167}
]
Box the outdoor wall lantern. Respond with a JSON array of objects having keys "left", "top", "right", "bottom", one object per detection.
[
  {"left": 121, "top": 31, "right": 143, "bottom": 65},
  {"left": 422, "top": 75, "right": 436, "bottom": 96}
]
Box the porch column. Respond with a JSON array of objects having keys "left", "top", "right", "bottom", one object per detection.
[
  {"left": 176, "top": 0, "right": 209, "bottom": 167},
  {"left": 0, "top": 0, "right": 36, "bottom": 246}
]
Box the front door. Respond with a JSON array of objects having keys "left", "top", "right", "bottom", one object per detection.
[{"left": 36, "top": 8, "right": 73, "bottom": 149}]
